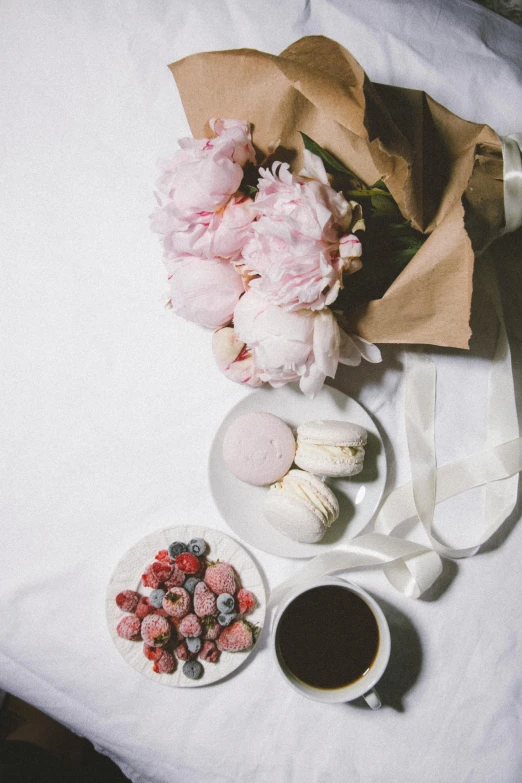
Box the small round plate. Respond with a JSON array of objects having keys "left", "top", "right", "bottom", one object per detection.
[
  {"left": 209, "top": 384, "right": 386, "bottom": 558},
  {"left": 106, "top": 525, "right": 266, "bottom": 687}
]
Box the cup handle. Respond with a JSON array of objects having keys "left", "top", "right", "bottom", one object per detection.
[{"left": 363, "top": 688, "right": 381, "bottom": 710}]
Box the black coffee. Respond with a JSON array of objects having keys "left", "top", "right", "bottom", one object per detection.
[{"left": 276, "top": 585, "right": 380, "bottom": 690}]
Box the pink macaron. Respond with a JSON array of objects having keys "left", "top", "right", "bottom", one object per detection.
[{"left": 223, "top": 411, "right": 296, "bottom": 485}]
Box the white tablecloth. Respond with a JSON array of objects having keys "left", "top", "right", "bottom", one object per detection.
[{"left": 1, "top": 2, "right": 522, "bottom": 782}]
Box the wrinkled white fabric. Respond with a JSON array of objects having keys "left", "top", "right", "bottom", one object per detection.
[{"left": 1, "top": 2, "right": 522, "bottom": 783}]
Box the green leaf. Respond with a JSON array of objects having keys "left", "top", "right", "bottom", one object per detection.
[
  {"left": 245, "top": 185, "right": 258, "bottom": 197},
  {"left": 299, "top": 132, "right": 353, "bottom": 177},
  {"left": 370, "top": 178, "right": 389, "bottom": 192},
  {"left": 394, "top": 234, "right": 423, "bottom": 248},
  {"left": 370, "top": 194, "right": 400, "bottom": 216},
  {"left": 394, "top": 247, "right": 421, "bottom": 263}
]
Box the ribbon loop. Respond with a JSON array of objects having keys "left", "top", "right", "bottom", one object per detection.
[{"left": 501, "top": 133, "right": 522, "bottom": 235}]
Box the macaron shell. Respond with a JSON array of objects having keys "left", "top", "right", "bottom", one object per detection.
[
  {"left": 264, "top": 491, "right": 327, "bottom": 543},
  {"left": 297, "top": 420, "right": 368, "bottom": 447},
  {"left": 284, "top": 470, "right": 340, "bottom": 523},
  {"left": 223, "top": 411, "right": 296, "bottom": 486},
  {"left": 294, "top": 443, "right": 365, "bottom": 477}
]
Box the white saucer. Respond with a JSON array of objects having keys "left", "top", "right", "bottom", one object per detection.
[
  {"left": 106, "top": 525, "right": 266, "bottom": 687},
  {"left": 209, "top": 384, "right": 387, "bottom": 558}
]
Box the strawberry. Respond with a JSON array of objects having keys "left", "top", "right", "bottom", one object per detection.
[
  {"left": 141, "top": 614, "right": 171, "bottom": 647},
  {"left": 162, "top": 588, "right": 190, "bottom": 619},
  {"left": 204, "top": 562, "right": 236, "bottom": 595},
  {"left": 217, "top": 620, "right": 255, "bottom": 652},
  {"left": 179, "top": 613, "right": 202, "bottom": 638},
  {"left": 199, "top": 640, "right": 219, "bottom": 662},
  {"left": 193, "top": 581, "right": 218, "bottom": 618},
  {"left": 155, "top": 549, "right": 172, "bottom": 563},
  {"left": 175, "top": 552, "right": 200, "bottom": 574},
  {"left": 236, "top": 588, "right": 255, "bottom": 614}
]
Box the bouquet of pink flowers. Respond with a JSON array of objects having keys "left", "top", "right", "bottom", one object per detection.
[{"left": 151, "top": 118, "right": 382, "bottom": 396}]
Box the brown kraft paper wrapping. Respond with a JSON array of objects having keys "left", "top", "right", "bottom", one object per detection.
[{"left": 169, "top": 36, "right": 505, "bottom": 349}]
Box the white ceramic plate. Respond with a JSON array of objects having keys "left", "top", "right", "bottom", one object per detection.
[
  {"left": 209, "top": 384, "right": 386, "bottom": 558},
  {"left": 106, "top": 525, "right": 266, "bottom": 687}
]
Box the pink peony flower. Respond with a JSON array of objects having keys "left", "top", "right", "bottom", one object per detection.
[
  {"left": 166, "top": 255, "right": 245, "bottom": 329},
  {"left": 152, "top": 195, "right": 256, "bottom": 261},
  {"left": 154, "top": 119, "right": 255, "bottom": 216},
  {"left": 232, "top": 291, "right": 381, "bottom": 397},
  {"left": 241, "top": 152, "right": 354, "bottom": 311},
  {"left": 212, "top": 327, "right": 263, "bottom": 386}
]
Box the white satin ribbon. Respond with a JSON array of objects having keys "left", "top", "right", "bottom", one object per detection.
[
  {"left": 500, "top": 133, "right": 522, "bottom": 235},
  {"left": 270, "top": 257, "right": 520, "bottom": 604}
]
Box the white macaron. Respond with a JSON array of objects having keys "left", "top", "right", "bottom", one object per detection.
[
  {"left": 294, "top": 420, "right": 367, "bottom": 477},
  {"left": 263, "top": 469, "right": 339, "bottom": 544}
]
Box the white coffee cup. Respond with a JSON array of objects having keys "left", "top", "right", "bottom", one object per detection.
[{"left": 272, "top": 577, "right": 391, "bottom": 708}]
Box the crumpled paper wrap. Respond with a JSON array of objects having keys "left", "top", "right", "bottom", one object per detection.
[{"left": 169, "top": 36, "right": 505, "bottom": 349}]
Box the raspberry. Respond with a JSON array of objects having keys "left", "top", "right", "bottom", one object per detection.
[
  {"left": 201, "top": 616, "right": 222, "bottom": 640},
  {"left": 143, "top": 643, "right": 163, "bottom": 661},
  {"left": 155, "top": 549, "right": 172, "bottom": 563},
  {"left": 164, "top": 566, "right": 185, "bottom": 588},
  {"left": 162, "top": 588, "right": 190, "bottom": 619},
  {"left": 199, "top": 640, "right": 219, "bottom": 662},
  {"left": 237, "top": 588, "right": 255, "bottom": 614},
  {"left": 217, "top": 620, "right": 254, "bottom": 652},
  {"left": 141, "top": 614, "right": 171, "bottom": 647},
  {"left": 151, "top": 561, "right": 173, "bottom": 582},
  {"left": 204, "top": 562, "right": 236, "bottom": 595},
  {"left": 193, "top": 582, "right": 217, "bottom": 618},
  {"left": 175, "top": 552, "right": 200, "bottom": 574},
  {"left": 179, "top": 614, "right": 202, "bottom": 638},
  {"left": 115, "top": 590, "right": 139, "bottom": 613},
  {"left": 117, "top": 616, "right": 141, "bottom": 641},
  {"left": 135, "top": 596, "right": 155, "bottom": 620},
  {"left": 153, "top": 649, "right": 176, "bottom": 674},
  {"left": 174, "top": 641, "right": 195, "bottom": 661},
  {"left": 142, "top": 563, "right": 161, "bottom": 589},
  {"left": 154, "top": 607, "right": 169, "bottom": 617}
]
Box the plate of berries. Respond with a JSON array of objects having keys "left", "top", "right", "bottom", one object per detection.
[{"left": 107, "top": 526, "right": 266, "bottom": 687}]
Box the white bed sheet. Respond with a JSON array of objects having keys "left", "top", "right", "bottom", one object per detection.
[{"left": 1, "top": 1, "right": 522, "bottom": 782}]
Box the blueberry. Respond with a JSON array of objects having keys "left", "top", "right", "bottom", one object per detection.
[
  {"left": 184, "top": 577, "right": 201, "bottom": 595},
  {"left": 218, "top": 612, "right": 237, "bottom": 627},
  {"left": 216, "top": 593, "right": 235, "bottom": 614},
  {"left": 149, "top": 589, "right": 166, "bottom": 609},
  {"left": 168, "top": 541, "right": 187, "bottom": 559},
  {"left": 187, "top": 538, "right": 207, "bottom": 557},
  {"left": 183, "top": 660, "right": 203, "bottom": 680},
  {"left": 186, "top": 636, "right": 202, "bottom": 654}
]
